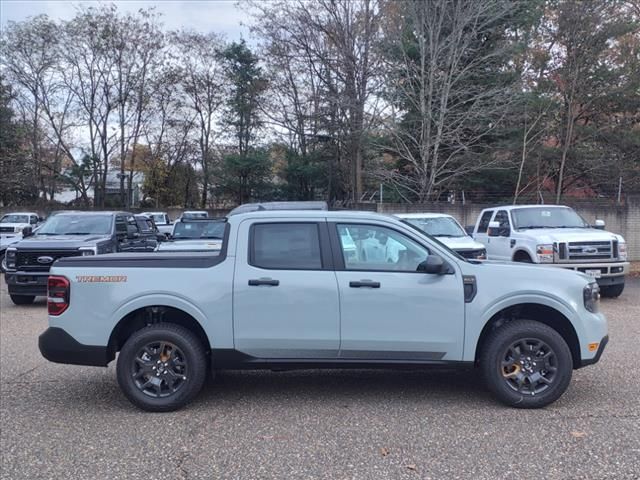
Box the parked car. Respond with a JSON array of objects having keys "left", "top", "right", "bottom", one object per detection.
[
  {"left": 3, "top": 211, "right": 157, "bottom": 305},
  {"left": 39, "top": 209, "right": 607, "bottom": 412},
  {"left": 180, "top": 210, "right": 208, "bottom": 220},
  {"left": 0, "top": 212, "right": 42, "bottom": 270},
  {"left": 471, "top": 205, "right": 629, "bottom": 297},
  {"left": 396, "top": 213, "right": 486, "bottom": 260},
  {"left": 141, "top": 212, "right": 173, "bottom": 237},
  {"left": 156, "top": 218, "right": 225, "bottom": 252}
]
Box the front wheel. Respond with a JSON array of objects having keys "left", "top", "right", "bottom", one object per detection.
[
  {"left": 10, "top": 294, "right": 35, "bottom": 305},
  {"left": 600, "top": 283, "right": 624, "bottom": 298},
  {"left": 480, "top": 320, "right": 573, "bottom": 408},
  {"left": 117, "top": 323, "right": 207, "bottom": 412}
]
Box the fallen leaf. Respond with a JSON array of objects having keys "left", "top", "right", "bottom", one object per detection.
[
  {"left": 380, "top": 447, "right": 390, "bottom": 457},
  {"left": 571, "top": 431, "right": 587, "bottom": 438},
  {"left": 406, "top": 464, "right": 417, "bottom": 471}
]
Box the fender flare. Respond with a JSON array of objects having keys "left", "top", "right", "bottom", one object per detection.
[{"left": 109, "top": 293, "right": 209, "bottom": 335}]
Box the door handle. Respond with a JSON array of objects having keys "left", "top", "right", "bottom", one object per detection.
[
  {"left": 248, "top": 278, "right": 280, "bottom": 286},
  {"left": 349, "top": 280, "right": 380, "bottom": 288}
]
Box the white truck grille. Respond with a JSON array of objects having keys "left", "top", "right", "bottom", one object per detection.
[{"left": 557, "top": 241, "right": 616, "bottom": 262}]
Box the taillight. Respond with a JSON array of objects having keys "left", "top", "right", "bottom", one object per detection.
[{"left": 48, "top": 276, "right": 70, "bottom": 316}]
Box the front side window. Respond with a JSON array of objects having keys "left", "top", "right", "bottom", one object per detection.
[
  {"left": 337, "top": 224, "right": 429, "bottom": 272},
  {"left": 251, "top": 223, "right": 322, "bottom": 270},
  {"left": 494, "top": 210, "right": 510, "bottom": 228}
]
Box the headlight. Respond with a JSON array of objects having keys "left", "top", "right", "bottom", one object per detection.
[
  {"left": 536, "top": 244, "right": 554, "bottom": 263},
  {"left": 6, "top": 248, "right": 17, "bottom": 269},
  {"left": 583, "top": 282, "right": 600, "bottom": 313},
  {"left": 619, "top": 242, "right": 627, "bottom": 261},
  {"left": 78, "top": 247, "right": 97, "bottom": 256}
]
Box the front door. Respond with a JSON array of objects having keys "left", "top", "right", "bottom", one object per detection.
[
  {"left": 233, "top": 220, "right": 340, "bottom": 359},
  {"left": 488, "top": 210, "right": 512, "bottom": 261},
  {"left": 332, "top": 222, "right": 465, "bottom": 361}
]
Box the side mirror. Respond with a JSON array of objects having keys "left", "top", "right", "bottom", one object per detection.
[
  {"left": 594, "top": 219, "right": 605, "bottom": 230},
  {"left": 417, "top": 255, "right": 445, "bottom": 274},
  {"left": 22, "top": 226, "right": 33, "bottom": 237},
  {"left": 487, "top": 221, "right": 500, "bottom": 237}
]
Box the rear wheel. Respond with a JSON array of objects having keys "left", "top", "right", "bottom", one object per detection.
[
  {"left": 481, "top": 320, "right": 573, "bottom": 408},
  {"left": 600, "top": 283, "right": 624, "bottom": 298},
  {"left": 10, "top": 294, "right": 35, "bottom": 305},
  {"left": 117, "top": 323, "right": 207, "bottom": 412}
]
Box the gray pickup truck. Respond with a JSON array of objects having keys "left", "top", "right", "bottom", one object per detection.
[{"left": 39, "top": 210, "right": 608, "bottom": 411}]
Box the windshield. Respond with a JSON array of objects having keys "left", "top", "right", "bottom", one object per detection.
[
  {"left": 1, "top": 214, "right": 29, "bottom": 224},
  {"left": 36, "top": 215, "right": 112, "bottom": 235},
  {"left": 400, "top": 220, "right": 467, "bottom": 262},
  {"left": 182, "top": 212, "right": 208, "bottom": 219},
  {"left": 512, "top": 207, "right": 588, "bottom": 229},
  {"left": 150, "top": 214, "right": 165, "bottom": 224},
  {"left": 404, "top": 216, "right": 466, "bottom": 237},
  {"left": 172, "top": 221, "right": 225, "bottom": 239}
]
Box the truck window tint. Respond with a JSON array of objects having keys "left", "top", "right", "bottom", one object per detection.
[
  {"left": 495, "top": 210, "right": 510, "bottom": 228},
  {"left": 477, "top": 211, "right": 494, "bottom": 233},
  {"left": 251, "top": 223, "right": 322, "bottom": 270},
  {"left": 337, "top": 224, "right": 429, "bottom": 272}
]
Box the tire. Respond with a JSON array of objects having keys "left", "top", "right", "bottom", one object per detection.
[
  {"left": 0, "top": 252, "right": 5, "bottom": 273},
  {"left": 10, "top": 294, "right": 35, "bottom": 305},
  {"left": 117, "top": 323, "right": 207, "bottom": 412},
  {"left": 480, "top": 319, "right": 573, "bottom": 408},
  {"left": 600, "top": 283, "right": 624, "bottom": 298},
  {"left": 513, "top": 252, "right": 533, "bottom": 263}
]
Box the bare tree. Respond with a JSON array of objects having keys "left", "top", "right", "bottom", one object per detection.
[
  {"left": 378, "top": 0, "right": 521, "bottom": 202},
  {"left": 172, "top": 31, "right": 225, "bottom": 208}
]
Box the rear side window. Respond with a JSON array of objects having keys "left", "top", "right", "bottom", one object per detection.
[
  {"left": 477, "top": 211, "right": 494, "bottom": 233},
  {"left": 250, "top": 223, "right": 322, "bottom": 270}
]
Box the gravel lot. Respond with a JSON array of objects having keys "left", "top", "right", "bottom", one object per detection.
[{"left": 1, "top": 276, "right": 639, "bottom": 480}]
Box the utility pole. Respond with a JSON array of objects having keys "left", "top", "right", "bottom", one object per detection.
[{"left": 617, "top": 177, "right": 622, "bottom": 204}]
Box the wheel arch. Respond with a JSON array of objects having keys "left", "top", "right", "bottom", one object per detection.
[
  {"left": 474, "top": 302, "right": 581, "bottom": 369},
  {"left": 512, "top": 248, "right": 534, "bottom": 262},
  {"left": 107, "top": 303, "right": 211, "bottom": 362}
]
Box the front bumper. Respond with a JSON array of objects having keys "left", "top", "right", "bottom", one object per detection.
[
  {"left": 39, "top": 327, "right": 111, "bottom": 367},
  {"left": 4, "top": 271, "right": 49, "bottom": 296},
  {"left": 578, "top": 335, "right": 609, "bottom": 368},
  {"left": 547, "top": 262, "right": 629, "bottom": 284}
]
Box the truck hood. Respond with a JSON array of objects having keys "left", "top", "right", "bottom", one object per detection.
[
  {"left": 12, "top": 234, "right": 111, "bottom": 250},
  {"left": 157, "top": 239, "right": 222, "bottom": 252},
  {"left": 436, "top": 235, "right": 485, "bottom": 251},
  {"left": 516, "top": 228, "right": 624, "bottom": 243}
]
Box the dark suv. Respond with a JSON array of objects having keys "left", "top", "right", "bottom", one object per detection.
[{"left": 4, "top": 211, "right": 157, "bottom": 305}]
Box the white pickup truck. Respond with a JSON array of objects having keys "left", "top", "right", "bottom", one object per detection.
[
  {"left": 472, "top": 205, "right": 629, "bottom": 297},
  {"left": 39, "top": 209, "right": 608, "bottom": 412}
]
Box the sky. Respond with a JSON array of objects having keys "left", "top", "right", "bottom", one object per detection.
[{"left": 0, "top": 0, "right": 250, "bottom": 39}]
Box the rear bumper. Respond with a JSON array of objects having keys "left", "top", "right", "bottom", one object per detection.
[
  {"left": 39, "top": 327, "right": 111, "bottom": 367},
  {"left": 4, "top": 271, "right": 49, "bottom": 296},
  {"left": 578, "top": 335, "right": 609, "bottom": 368}
]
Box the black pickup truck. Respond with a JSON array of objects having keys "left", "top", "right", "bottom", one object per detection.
[{"left": 3, "top": 211, "right": 158, "bottom": 305}]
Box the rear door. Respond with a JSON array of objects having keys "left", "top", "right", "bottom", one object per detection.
[
  {"left": 233, "top": 219, "right": 340, "bottom": 359},
  {"left": 331, "top": 222, "right": 465, "bottom": 361}
]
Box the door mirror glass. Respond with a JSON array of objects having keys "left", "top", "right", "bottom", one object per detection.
[{"left": 417, "top": 255, "right": 445, "bottom": 274}]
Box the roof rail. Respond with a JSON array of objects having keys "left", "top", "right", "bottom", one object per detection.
[{"left": 228, "top": 201, "right": 328, "bottom": 216}]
